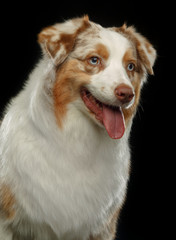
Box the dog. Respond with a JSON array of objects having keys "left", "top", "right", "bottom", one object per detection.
[{"left": 0, "top": 15, "right": 156, "bottom": 240}]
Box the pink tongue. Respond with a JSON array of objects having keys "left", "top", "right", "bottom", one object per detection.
[{"left": 102, "top": 105, "right": 125, "bottom": 139}]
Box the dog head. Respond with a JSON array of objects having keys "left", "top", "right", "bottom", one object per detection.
[{"left": 38, "top": 16, "right": 156, "bottom": 139}]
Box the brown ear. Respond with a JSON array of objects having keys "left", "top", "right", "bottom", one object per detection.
[
  {"left": 116, "top": 24, "right": 157, "bottom": 75},
  {"left": 38, "top": 15, "right": 90, "bottom": 65}
]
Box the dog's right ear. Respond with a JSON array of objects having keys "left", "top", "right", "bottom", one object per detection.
[{"left": 38, "top": 15, "right": 90, "bottom": 65}]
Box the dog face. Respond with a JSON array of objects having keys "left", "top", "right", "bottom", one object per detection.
[{"left": 38, "top": 15, "right": 156, "bottom": 139}]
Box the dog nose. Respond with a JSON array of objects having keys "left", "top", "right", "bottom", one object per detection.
[{"left": 115, "top": 84, "right": 134, "bottom": 104}]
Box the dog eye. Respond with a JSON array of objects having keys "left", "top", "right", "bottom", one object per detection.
[
  {"left": 127, "top": 63, "right": 135, "bottom": 71},
  {"left": 88, "top": 57, "right": 101, "bottom": 66}
]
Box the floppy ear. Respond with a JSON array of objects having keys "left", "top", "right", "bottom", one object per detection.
[
  {"left": 38, "top": 15, "right": 90, "bottom": 65},
  {"left": 117, "top": 24, "right": 157, "bottom": 75},
  {"left": 133, "top": 28, "right": 157, "bottom": 75}
]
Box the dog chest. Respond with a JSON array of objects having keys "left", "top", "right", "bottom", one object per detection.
[{"left": 13, "top": 135, "right": 130, "bottom": 237}]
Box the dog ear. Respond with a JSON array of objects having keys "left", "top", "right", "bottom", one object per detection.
[
  {"left": 133, "top": 28, "right": 157, "bottom": 75},
  {"left": 38, "top": 15, "right": 90, "bottom": 65},
  {"left": 117, "top": 24, "right": 157, "bottom": 75}
]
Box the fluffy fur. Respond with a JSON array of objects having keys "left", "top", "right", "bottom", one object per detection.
[{"left": 0, "top": 16, "right": 156, "bottom": 240}]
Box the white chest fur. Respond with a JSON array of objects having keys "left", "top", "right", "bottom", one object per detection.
[{"left": 1, "top": 101, "right": 130, "bottom": 239}]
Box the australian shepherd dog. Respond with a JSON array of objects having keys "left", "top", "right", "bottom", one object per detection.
[{"left": 0, "top": 16, "right": 156, "bottom": 240}]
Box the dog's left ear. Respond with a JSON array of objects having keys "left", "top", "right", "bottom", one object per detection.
[
  {"left": 38, "top": 15, "right": 90, "bottom": 65},
  {"left": 117, "top": 24, "right": 157, "bottom": 75},
  {"left": 134, "top": 29, "right": 157, "bottom": 75}
]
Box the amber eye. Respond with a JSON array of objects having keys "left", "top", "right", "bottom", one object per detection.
[
  {"left": 88, "top": 56, "right": 101, "bottom": 66},
  {"left": 127, "top": 63, "right": 135, "bottom": 71}
]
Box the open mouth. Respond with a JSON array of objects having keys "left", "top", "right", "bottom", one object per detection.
[{"left": 81, "top": 88, "right": 125, "bottom": 139}]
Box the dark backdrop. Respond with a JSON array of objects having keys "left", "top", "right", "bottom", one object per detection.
[{"left": 0, "top": 1, "right": 172, "bottom": 240}]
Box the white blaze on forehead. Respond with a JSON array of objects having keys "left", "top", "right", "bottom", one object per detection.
[
  {"left": 99, "top": 29, "right": 131, "bottom": 61},
  {"left": 98, "top": 29, "right": 133, "bottom": 87}
]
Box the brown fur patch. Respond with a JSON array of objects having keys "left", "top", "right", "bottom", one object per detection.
[
  {"left": 0, "top": 184, "right": 15, "bottom": 219},
  {"left": 53, "top": 59, "right": 91, "bottom": 128},
  {"left": 38, "top": 16, "right": 91, "bottom": 62},
  {"left": 95, "top": 43, "right": 110, "bottom": 61},
  {"left": 114, "top": 24, "right": 155, "bottom": 75}
]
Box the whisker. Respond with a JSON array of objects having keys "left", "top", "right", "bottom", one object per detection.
[{"left": 136, "top": 102, "right": 144, "bottom": 120}]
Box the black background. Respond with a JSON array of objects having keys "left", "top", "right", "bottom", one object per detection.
[{"left": 0, "top": 1, "right": 172, "bottom": 240}]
